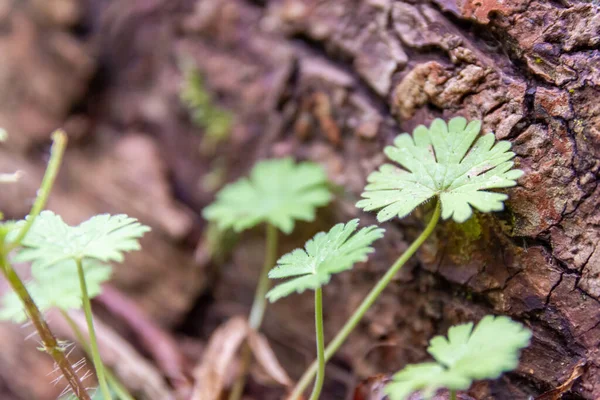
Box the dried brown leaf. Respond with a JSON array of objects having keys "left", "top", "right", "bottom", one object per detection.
[
  {"left": 191, "top": 317, "right": 249, "bottom": 400},
  {"left": 191, "top": 317, "right": 292, "bottom": 400},
  {"left": 248, "top": 331, "right": 293, "bottom": 387}
]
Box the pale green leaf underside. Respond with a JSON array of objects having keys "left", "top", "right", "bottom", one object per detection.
[
  {"left": 427, "top": 315, "right": 532, "bottom": 380},
  {"left": 0, "top": 261, "right": 112, "bottom": 323},
  {"left": 203, "top": 158, "right": 331, "bottom": 234},
  {"left": 385, "top": 363, "right": 471, "bottom": 400},
  {"left": 11, "top": 211, "right": 150, "bottom": 273},
  {"left": 385, "top": 315, "right": 531, "bottom": 400},
  {"left": 356, "top": 117, "right": 523, "bottom": 223},
  {"left": 266, "top": 219, "right": 384, "bottom": 302}
]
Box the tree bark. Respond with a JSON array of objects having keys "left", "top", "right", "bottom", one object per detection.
[{"left": 0, "top": 0, "right": 599, "bottom": 399}]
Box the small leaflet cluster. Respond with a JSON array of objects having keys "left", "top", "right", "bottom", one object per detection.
[{"left": 0, "top": 116, "right": 529, "bottom": 400}]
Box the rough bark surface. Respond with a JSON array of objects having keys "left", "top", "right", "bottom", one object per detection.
[{"left": 0, "top": 0, "right": 598, "bottom": 399}]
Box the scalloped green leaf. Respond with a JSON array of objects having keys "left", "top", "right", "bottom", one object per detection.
[
  {"left": 385, "top": 315, "right": 531, "bottom": 400},
  {"left": 203, "top": 158, "right": 332, "bottom": 234},
  {"left": 10, "top": 211, "right": 150, "bottom": 274},
  {"left": 356, "top": 117, "right": 523, "bottom": 223},
  {"left": 427, "top": 315, "right": 532, "bottom": 380},
  {"left": 266, "top": 219, "right": 384, "bottom": 302},
  {"left": 385, "top": 363, "right": 471, "bottom": 400}
]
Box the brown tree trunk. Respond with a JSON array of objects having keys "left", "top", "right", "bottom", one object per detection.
[{"left": 0, "top": 0, "right": 598, "bottom": 399}]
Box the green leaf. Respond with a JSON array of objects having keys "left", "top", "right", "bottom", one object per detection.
[
  {"left": 385, "top": 363, "right": 471, "bottom": 400},
  {"left": 356, "top": 117, "right": 523, "bottom": 223},
  {"left": 12, "top": 211, "right": 151, "bottom": 272},
  {"left": 266, "top": 219, "right": 384, "bottom": 302},
  {"left": 427, "top": 315, "right": 532, "bottom": 380},
  {"left": 0, "top": 261, "right": 112, "bottom": 323},
  {"left": 385, "top": 316, "right": 531, "bottom": 400},
  {"left": 203, "top": 158, "right": 332, "bottom": 234}
]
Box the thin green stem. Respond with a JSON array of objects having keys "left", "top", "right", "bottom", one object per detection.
[
  {"left": 248, "top": 223, "right": 278, "bottom": 329},
  {"left": 290, "top": 201, "right": 442, "bottom": 400},
  {"left": 61, "top": 310, "right": 135, "bottom": 400},
  {"left": 309, "top": 287, "right": 325, "bottom": 400},
  {"left": 8, "top": 130, "right": 67, "bottom": 251},
  {"left": 0, "top": 254, "right": 91, "bottom": 400},
  {"left": 76, "top": 259, "right": 112, "bottom": 400},
  {"left": 228, "top": 223, "right": 278, "bottom": 400},
  {"left": 450, "top": 390, "right": 457, "bottom": 400}
]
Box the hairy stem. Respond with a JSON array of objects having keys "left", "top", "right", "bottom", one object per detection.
[
  {"left": 450, "top": 390, "right": 457, "bottom": 400},
  {"left": 61, "top": 310, "right": 135, "bottom": 400},
  {"left": 76, "top": 259, "right": 112, "bottom": 400},
  {"left": 290, "top": 201, "right": 442, "bottom": 400},
  {"left": 228, "top": 223, "right": 278, "bottom": 400},
  {"left": 0, "top": 254, "right": 91, "bottom": 400},
  {"left": 309, "top": 287, "right": 325, "bottom": 400},
  {"left": 0, "top": 131, "right": 91, "bottom": 400},
  {"left": 8, "top": 130, "right": 66, "bottom": 251}
]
